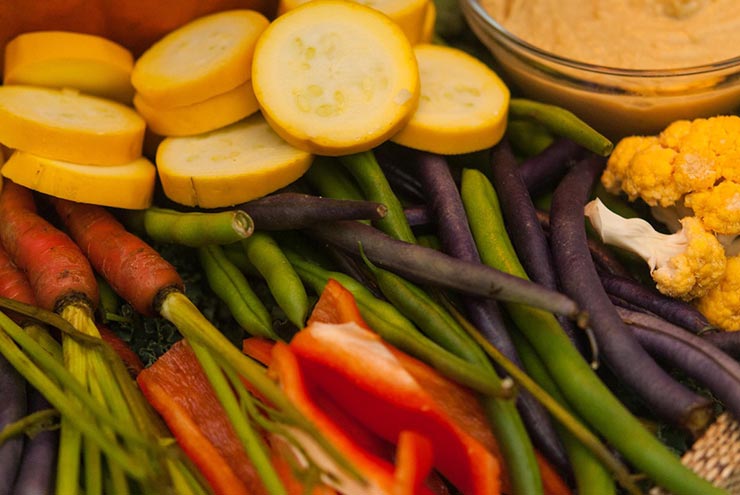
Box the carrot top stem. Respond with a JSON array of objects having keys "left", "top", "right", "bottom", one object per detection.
[{"left": 159, "top": 291, "right": 364, "bottom": 485}]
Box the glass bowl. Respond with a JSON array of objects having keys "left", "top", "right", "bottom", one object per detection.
[{"left": 460, "top": 0, "right": 740, "bottom": 140}]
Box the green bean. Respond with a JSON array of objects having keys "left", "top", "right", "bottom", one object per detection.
[
  {"left": 509, "top": 98, "right": 613, "bottom": 156},
  {"left": 509, "top": 330, "right": 617, "bottom": 495},
  {"left": 460, "top": 168, "right": 726, "bottom": 495},
  {"left": 241, "top": 232, "right": 309, "bottom": 329},
  {"left": 128, "top": 207, "right": 254, "bottom": 247},
  {"left": 284, "top": 249, "right": 511, "bottom": 399},
  {"left": 506, "top": 118, "right": 556, "bottom": 159},
  {"left": 339, "top": 151, "right": 416, "bottom": 243},
  {"left": 197, "top": 245, "right": 276, "bottom": 339},
  {"left": 304, "top": 156, "right": 365, "bottom": 201}
]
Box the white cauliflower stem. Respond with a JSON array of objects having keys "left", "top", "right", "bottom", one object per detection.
[{"left": 585, "top": 198, "right": 726, "bottom": 300}]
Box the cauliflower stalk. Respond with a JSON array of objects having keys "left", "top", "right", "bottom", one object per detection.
[
  {"left": 585, "top": 198, "right": 726, "bottom": 301},
  {"left": 598, "top": 115, "right": 740, "bottom": 330}
]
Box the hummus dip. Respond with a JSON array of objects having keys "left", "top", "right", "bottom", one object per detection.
[{"left": 481, "top": 0, "right": 740, "bottom": 69}]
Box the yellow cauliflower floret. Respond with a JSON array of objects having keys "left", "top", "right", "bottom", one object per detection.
[
  {"left": 602, "top": 116, "right": 740, "bottom": 209},
  {"left": 695, "top": 255, "right": 740, "bottom": 331},
  {"left": 684, "top": 180, "right": 740, "bottom": 236},
  {"left": 585, "top": 199, "right": 726, "bottom": 301},
  {"left": 650, "top": 216, "right": 727, "bottom": 300}
]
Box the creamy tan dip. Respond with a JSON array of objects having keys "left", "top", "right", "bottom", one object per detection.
[{"left": 481, "top": 0, "right": 740, "bottom": 69}]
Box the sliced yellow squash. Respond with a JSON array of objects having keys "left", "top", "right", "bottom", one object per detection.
[
  {"left": 252, "top": 0, "right": 420, "bottom": 156},
  {"left": 277, "top": 0, "right": 431, "bottom": 44},
  {"left": 156, "top": 113, "right": 313, "bottom": 208},
  {"left": 391, "top": 44, "right": 510, "bottom": 155},
  {"left": 1, "top": 150, "right": 156, "bottom": 209},
  {"left": 0, "top": 85, "right": 145, "bottom": 165},
  {"left": 134, "top": 79, "right": 260, "bottom": 137},
  {"left": 131, "top": 9, "right": 269, "bottom": 108},
  {"left": 421, "top": 1, "right": 437, "bottom": 43},
  {"left": 3, "top": 31, "right": 135, "bottom": 103}
]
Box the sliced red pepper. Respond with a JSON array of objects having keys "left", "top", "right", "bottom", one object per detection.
[
  {"left": 306, "top": 274, "right": 570, "bottom": 495},
  {"left": 306, "top": 278, "right": 372, "bottom": 331},
  {"left": 97, "top": 324, "right": 145, "bottom": 378},
  {"left": 289, "top": 321, "right": 500, "bottom": 495},
  {"left": 137, "top": 339, "right": 267, "bottom": 495},
  {"left": 242, "top": 336, "right": 277, "bottom": 367},
  {"left": 270, "top": 340, "right": 436, "bottom": 495}
]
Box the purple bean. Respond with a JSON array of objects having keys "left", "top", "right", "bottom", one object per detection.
[
  {"left": 374, "top": 143, "right": 426, "bottom": 202},
  {"left": 307, "top": 220, "right": 585, "bottom": 320},
  {"left": 403, "top": 205, "right": 433, "bottom": 228},
  {"left": 519, "top": 138, "right": 586, "bottom": 197},
  {"left": 12, "top": 388, "right": 58, "bottom": 495},
  {"left": 700, "top": 331, "right": 740, "bottom": 360},
  {"left": 239, "top": 192, "right": 387, "bottom": 230},
  {"left": 412, "top": 149, "right": 569, "bottom": 473},
  {"left": 536, "top": 209, "right": 632, "bottom": 278},
  {"left": 490, "top": 140, "right": 558, "bottom": 290},
  {"left": 618, "top": 307, "right": 740, "bottom": 421},
  {"left": 549, "top": 155, "right": 713, "bottom": 435},
  {"left": 600, "top": 273, "right": 714, "bottom": 334},
  {"left": 490, "top": 141, "right": 584, "bottom": 351},
  {"left": 0, "top": 354, "right": 26, "bottom": 492}
]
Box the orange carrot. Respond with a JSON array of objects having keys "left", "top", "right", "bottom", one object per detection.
[
  {"left": 0, "top": 241, "right": 37, "bottom": 308},
  {"left": 0, "top": 181, "right": 99, "bottom": 312},
  {"left": 51, "top": 197, "right": 183, "bottom": 316},
  {"left": 97, "top": 324, "right": 145, "bottom": 377}
]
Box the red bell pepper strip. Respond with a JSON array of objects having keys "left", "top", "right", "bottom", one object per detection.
[
  {"left": 97, "top": 324, "right": 144, "bottom": 378},
  {"left": 269, "top": 340, "right": 436, "bottom": 495},
  {"left": 137, "top": 339, "right": 267, "bottom": 495},
  {"left": 307, "top": 278, "right": 569, "bottom": 495}
]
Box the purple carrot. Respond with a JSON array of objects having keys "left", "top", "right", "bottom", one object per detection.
[
  {"left": 412, "top": 149, "right": 569, "bottom": 473},
  {"left": 239, "top": 192, "right": 387, "bottom": 230},
  {"left": 549, "top": 155, "right": 713, "bottom": 435},
  {"left": 0, "top": 354, "right": 26, "bottom": 491},
  {"left": 618, "top": 307, "right": 740, "bottom": 421},
  {"left": 519, "top": 137, "right": 586, "bottom": 197},
  {"left": 12, "top": 388, "right": 58, "bottom": 495},
  {"left": 600, "top": 273, "right": 714, "bottom": 334}
]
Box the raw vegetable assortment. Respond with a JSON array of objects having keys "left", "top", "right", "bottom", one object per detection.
[{"left": 0, "top": 1, "right": 738, "bottom": 495}]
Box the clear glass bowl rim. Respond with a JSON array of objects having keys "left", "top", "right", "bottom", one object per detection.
[{"left": 464, "top": 0, "right": 740, "bottom": 78}]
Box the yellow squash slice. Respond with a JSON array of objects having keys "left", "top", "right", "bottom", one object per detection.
[
  {"left": 1, "top": 150, "right": 156, "bottom": 209},
  {"left": 3, "top": 31, "right": 135, "bottom": 103},
  {"left": 252, "top": 0, "right": 420, "bottom": 156},
  {"left": 156, "top": 113, "right": 313, "bottom": 208},
  {"left": 391, "top": 44, "right": 510, "bottom": 155},
  {"left": 277, "top": 0, "right": 432, "bottom": 45},
  {"left": 134, "top": 79, "right": 260, "bottom": 137},
  {"left": 131, "top": 9, "right": 269, "bottom": 108},
  {"left": 0, "top": 85, "right": 145, "bottom": 165}
]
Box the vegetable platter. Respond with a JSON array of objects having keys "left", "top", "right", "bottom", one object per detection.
[{"left": 0, "top": 1, "right": 739, "bottom": 495}]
